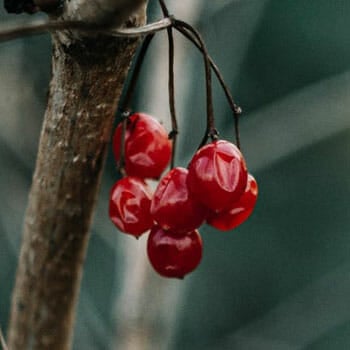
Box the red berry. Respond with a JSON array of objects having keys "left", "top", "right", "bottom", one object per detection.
[
  {"left": 147, "top": 226, "right": 202, "bottom": 278},
  {"left": 150, "top": 167, "right": 207, "bottom": 234},
  {"left": 113, "top": 113, "right": 172, "bottom": 179},
  {"left": 207, "top": 174, "right": 258, "bottom": 231},
  {"left": 187, "top": 140, "right": 248, "bottom": 212},
  {"left": 109, "top": 177, "right": 153, "bottom": 237}
]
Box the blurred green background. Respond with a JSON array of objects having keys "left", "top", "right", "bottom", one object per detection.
[{"left": 1, "top": 1, "right": 350, "bottom": 349}]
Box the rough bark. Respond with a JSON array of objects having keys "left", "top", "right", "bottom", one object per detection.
[{"left": 7, "top": 2, "right": 147, "bottom": 349}]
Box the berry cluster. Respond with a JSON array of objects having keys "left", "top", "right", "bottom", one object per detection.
[
  {"left": 109, "top": 112, "right": 258, "bottom": 278},
  {"left": 107, "top": 0, "right": 259, "bottom": 279}
]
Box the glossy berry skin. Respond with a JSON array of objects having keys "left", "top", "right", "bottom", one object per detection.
[
  {"left": 187, "top": 140, "right": 248, "bottom": 212},
  {"left": 109, "top": 177, "right": 153, "bottom": 237},
  {"left": 113, "top": 113, "right": 172, "bottom": 179},
  {"left": 147, "top": 226, "right": 202, "bottom": 278},
  {"left": 151, "top": 167, "right": 207, "bottom": 234},
  {"left": 207, "top": 174, "right": 258, "bottom": 231}
]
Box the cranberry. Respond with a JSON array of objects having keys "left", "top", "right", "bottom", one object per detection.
[
  {"left": 147, "top": 226, "right": 202, "bottom": 278},
  {"left": 187, "top": 140, "right": 248, "bottom": 212},
  {"left": 109, "top": 177, "right": 153, "bottom": 237},
  {"left": 113, "top": 113, "right": 172, "bottom": 179},
  {"left": 151, "top": 167, "right": 207, "bottom": 234},
  {"left": 207, "top": 174, "right": 258, "bottom": 231}
]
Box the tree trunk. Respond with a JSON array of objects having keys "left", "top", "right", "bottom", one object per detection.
[{"left": 7, "top": 2, "right": 147, "bottom": 349}]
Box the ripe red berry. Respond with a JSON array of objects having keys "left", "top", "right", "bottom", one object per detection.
[
  {"left": 150, "top": 167, "right": 207, "bottom": 234},
  {"left": 207, "top": 174, "right": 258, "bottom": 231},
  {"left": 187, "top": 140, "right": 248, "bottom": 212},
  {"left": 113, "top": 112, "right": 172, "bottom": 179},
  {"left": 109, "top": 177, "right": 153, "bottom": 237},
  {"left": 147, "top": 226, "right": 202, "bottom": 278}
]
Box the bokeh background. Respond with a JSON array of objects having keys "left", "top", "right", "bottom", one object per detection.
[{"left": 1, "top": 1, "right": 350, "bottom": 349}]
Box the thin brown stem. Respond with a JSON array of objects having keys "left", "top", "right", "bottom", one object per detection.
[
  {"left": 167, "top": 26, "right": 178, "bottom": 169},
  {"left": 120, "top": 34, "right": 155, "bottom": 112},
  {"left": 158, "top": 0, "right": 170, "bottom": 17},
  {"left": 117, "top": 112, "right": 129, "bottom": 177},
  {"left": 159, "top": 0, "right": 178, "bottom": 168},
  {"left": 174, "top": 25, "right": 242, "bottom": 148},
  {"left": 174, "top": 19, "right": 217, "bottom": 149}
]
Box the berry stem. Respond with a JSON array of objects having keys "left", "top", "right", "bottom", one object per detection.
[
  {"left": 117, "top": 111, "right": 129, "bottom": 177},
  {"left": 120, "top": 33, "right": 155, "bottom": 112},
  {"left": 175, "top": 24, "right": 242, "bottom": 149},
  {"left": 159, "top": 0, "right": 178, "bottom": 169},
  {"left": 167, "top": 28, "right": 178, "bottom": 169},
  {"left": 158, "top": 0, "right": 170, "bottom": 17},
  {"left": 174, "top": 19, "right": 218, "bottom": 149}
]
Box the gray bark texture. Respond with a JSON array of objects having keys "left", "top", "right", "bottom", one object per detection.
[{"left": 7, "top": 1, "right": 148, "bottom": 349}]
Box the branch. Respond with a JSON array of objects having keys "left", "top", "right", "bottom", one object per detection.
[{"left": 7, "top": 1, "right": 148, "bottom": 349}]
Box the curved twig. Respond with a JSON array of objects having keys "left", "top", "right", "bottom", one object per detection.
[{"left": 0, "top": 17, "right": 172, "bottom": 43}]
